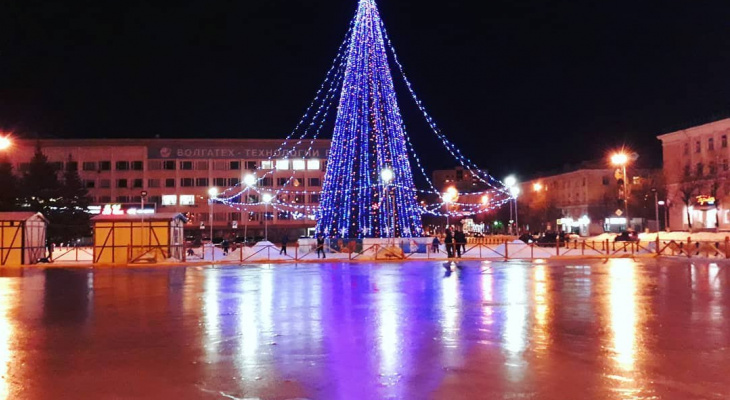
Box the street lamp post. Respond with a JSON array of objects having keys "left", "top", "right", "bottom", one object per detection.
[
  {"left": 243, "top": 174, "right": 256, "bottom": 244},
  {"left": 442, "top": 186, "right": 457, "bottom": 231},
  {"left": 380, "top": 168, "right": 395, "bottom": 239},
  {"left": 208, "top": 188, "right": 218, "bottom": 248},
  {"left": 262, "top": 193, "right": 273, "bottom": 241},
  {"left": 611, "top": 152, "right": 630, "bottom": 230},
  {"left": 505, "top": 176, "right": 518, "bottom": 235},
  {"left": 658, "top": 200, "right": 667, "bottom": 231},
  {"left": 652, "top": 188, "right": 659, "bottom": 232}
]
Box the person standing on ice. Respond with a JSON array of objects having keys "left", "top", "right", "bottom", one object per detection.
[
  {"left": 316, "top": 232, "right": 326, "bottom": 259},
  {"left": 454, "top": 228, "right": 465, "bottom": 258},
  {"left": 445, "top": 228, "right": 454, "bottom": 258},
  {"left": 280, "top": 233, "right": 289, "bottom": 255},
  {"left": 431, "top": 236, "right": 440, "bottom": 253}
]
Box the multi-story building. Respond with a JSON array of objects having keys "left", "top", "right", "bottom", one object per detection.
[
  {"left": 7, "top": 138, "right": 331, "bottom": 240},
  {"left": 517, "top": 162, "right": 654, "bottom": 236},
  {"left": 431, "top": 166, "right": 490, "bottom": 193},
  {"left": 658, "top": 118, "right": 730, "bottom": 230},
  {"left": 430, "top": 163, "right": 649, "bottom": 235}
]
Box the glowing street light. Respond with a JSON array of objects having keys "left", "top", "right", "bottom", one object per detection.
[
  {"left": 0, "top": 136, "right": 11, "bottom": 151},
  {"left": 380, "top": 168, "right": 394, "bottom": 184},
  {"left": 533, "top": 182, "right": 543, "bottom": 192},
  {"left": 243, "top": 173, "right": 256, "bottom": 187},
  {"left": 504, "top": 176, "right": 517, "bottom": 188},
  {"left": 262, "top": 193, "right": 274, "bottom": 241},
  {"left": 611, "top": 152, "right": 629, "bottom": 166}
]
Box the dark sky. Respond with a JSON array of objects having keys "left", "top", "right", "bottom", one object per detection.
[{"left": 2, "top": 0, "right": 730, "bottom": 179}]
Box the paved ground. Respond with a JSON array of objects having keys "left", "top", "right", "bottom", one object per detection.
[{"left": 0, "top": 259, "right": 728, "bottom": 399}]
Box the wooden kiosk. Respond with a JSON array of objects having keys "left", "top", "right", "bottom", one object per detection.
[
  {"left": 0, "top": 212, "right": 48, "bottom": 266},
  {"left": 92, "top": 213, "right": 187, "bottom": 264}
]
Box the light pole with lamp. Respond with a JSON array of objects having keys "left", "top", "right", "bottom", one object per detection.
[
  {"left": 262, "top": 193, "right": 273, "bottom": 241},
  {"left": 442, "top": 186, "right": 457, "bottom": 231},
  {"left": 651, "top": 188, "right": 660, "bottom": 232},
  {"left": 208, "top": 187, "right": 218, "bottom": 252},
  {"left": 658, "top": 200, "right": 667, "bottom": 231},
  {"left": 243, "top": 173, "right": 256, "bottom": 244},
  {"left": 510, "top": 185, "right": 521, "bottom": 234},
  {"left": 380, "top": 168, "right": 395, "bottom": 240},
  {"left": 504, "top": 176, "right": 518, "bottom": 234},
  {"left": 611, "top": 152, "right": 631, "bottom": 230}
]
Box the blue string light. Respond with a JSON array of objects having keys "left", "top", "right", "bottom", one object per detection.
[
  {"left": 218, "top": 0, "right": 515, "bottom": 227},
  {"left": 317, "top": 0, "right": 423, "bottom": 238}
]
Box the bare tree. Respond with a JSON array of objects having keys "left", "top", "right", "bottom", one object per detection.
[
  {"left": 706, "top": 166, "right": 727, "bottom": 230},
  {"left": 675, "top": 174, "right": 702, "bottom": 230}
]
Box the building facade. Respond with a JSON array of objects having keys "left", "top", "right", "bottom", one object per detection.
[
  {"left": 658, "top": 118, "right": 730, "bottom": 231},
  {"left": 8, "top": 139, "right": 331, "bottom": 240},
  {"left": 431, "top": 167, "right": 490, "bottom": 193},
  {"left": 517, "top": 165, "right": 652, "bottom": 236}
]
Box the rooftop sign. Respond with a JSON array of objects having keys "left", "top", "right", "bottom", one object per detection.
[{"left": 148, "top": 145, "right": 331, "bottom": 160}]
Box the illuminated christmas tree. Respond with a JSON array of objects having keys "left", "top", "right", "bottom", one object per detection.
[{"left": 317, "top": 0, "right": 423, "bottom": 238}]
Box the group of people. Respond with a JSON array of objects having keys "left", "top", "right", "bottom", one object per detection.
[
  {"left": 431, "top": 227, "right": 467, "bottom": 258},
  {"left": 281, "top": 232, "right": 326, "bottom": 258}
]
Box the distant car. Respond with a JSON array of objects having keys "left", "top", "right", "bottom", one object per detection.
[
  {"left": 535, "top": 232, "right": 569, "bottom": 247},
  {"left": 519, "top": 233, "right": 535, "bottom": 244},
  {"left": 614, "top": 231, "right": 639, "bottom": 242}
]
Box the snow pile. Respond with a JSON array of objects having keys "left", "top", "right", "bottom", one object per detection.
[{"left": 644, "top": 231, "right": 730, "bottom": 242}]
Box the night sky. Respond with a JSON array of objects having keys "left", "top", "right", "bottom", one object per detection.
[{"left": 2, "top": 0, "right": 730, "bottom": 179}]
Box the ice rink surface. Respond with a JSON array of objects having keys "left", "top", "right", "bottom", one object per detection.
[{"left": 0, "top": 259, "right": 728, "bottom": 399}]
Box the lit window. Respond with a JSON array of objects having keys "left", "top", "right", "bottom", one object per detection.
[
  {"left": 161, "top": 195, "right": 177, "bottom": 206},
  {"left": 293, "top": 159, "right": 306, "bottom": 170},
  {"left": 261, "top": 160, "right": 273, "bottom": 169},
  {"left": 179, "top": 195, "right": 195, "bottom": 206},
  {"left": 276, "top": 159, "right": 290, "bottom": 170},
  {"left": 307, "top": 159, "right": 321, "bottom": 170}
]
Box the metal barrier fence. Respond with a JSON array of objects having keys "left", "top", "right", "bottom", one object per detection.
[
  {"left": 0, "top": 245, "right": 48, "bottom": 266},
  {"left": 3, "top": 236, "right": 730, "bottom": 266}
]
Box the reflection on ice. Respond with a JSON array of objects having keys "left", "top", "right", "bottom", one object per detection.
[
  {"left": 503, "top": 266, "right": 527, "bottom": 355},
  {"left": 440, "top": 266, "right": 461, "bottom": 357},
  {"left": 203, "top": 268, "right": 221, "bottom": 362},
  {"left": 376, "top": 273, "right": 401, "bottom": 381},
  {"left": 533, "top": 264, "right": 549, "bottom": 353},
  {"left": 480, "top": 272, "right": 493, "bottom": 329},
  {"left": 0, "top": 259, "right": 728, "bottom": 399},
  {"left": 609, "top": 259, "right": 638, "bottom": 372},
  {"left": 0, "top": 280, "right": 12, "bottom": 400}
]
